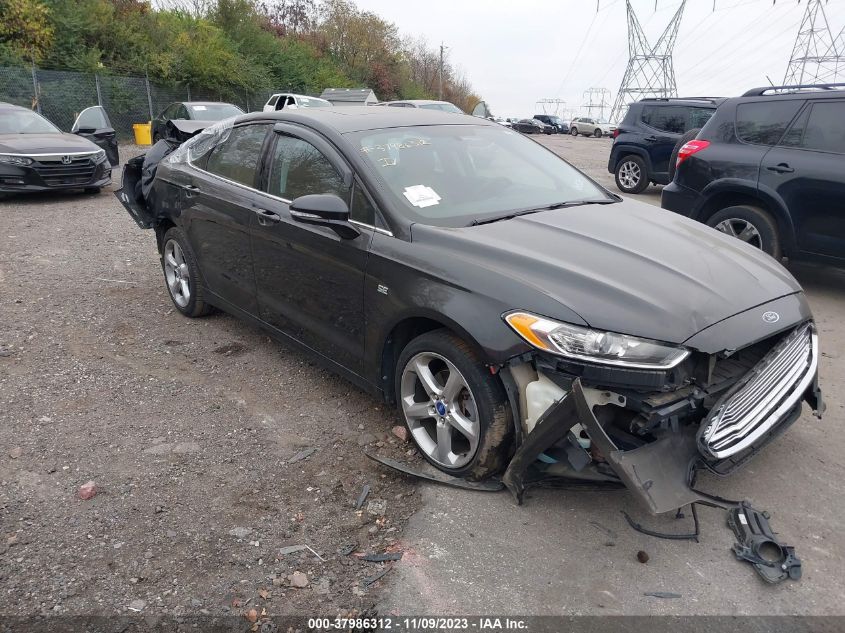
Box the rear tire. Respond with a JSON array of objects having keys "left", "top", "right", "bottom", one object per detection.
[
  {"left": 614, "top": 155, "right": 649, "bottom": 194},
  {"left": 668, "top": 128, "right": 701, "bottom": 182},
  {"left": 161, "top": 227, "right": 214, "bottom": 317},
  {"left": 706, "top": 205, "right": 782, "bottom": 259},
  {"left": 395, "top": 330, "right": 513, "bottom": 481}
]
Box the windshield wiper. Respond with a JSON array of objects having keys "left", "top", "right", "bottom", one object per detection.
[{"left": 470, "top": 198, "right": 618, "bottom": 226}]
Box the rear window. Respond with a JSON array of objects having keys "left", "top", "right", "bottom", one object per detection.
[
  {"left": 735, "top": 100, "right": 802, "bottom": 146},
  {"left": 799, "top": 101, "right": 845, "bottom": 154},
  {"left": 641, "top": 106, "right": 687, "bottom": 134}
]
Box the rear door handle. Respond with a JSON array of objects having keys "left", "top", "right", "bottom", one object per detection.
[
  {"left": 644, "top": 136, "right": 658, "bottom": 142},
  {"left": 254, "top": 208, "right": 281, "bottom": 226},
  {"left": 767, "top": 163, "right": 794, "bottom": 174}
]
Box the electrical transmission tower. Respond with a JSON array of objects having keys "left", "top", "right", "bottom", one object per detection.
[
  {"left": 784, "top": 0, "right": 844, "bottom": 85},
  {"left": 609, "top": 0, "right": 687, "bottom": 124},
  {"left": 535, "top": 98, "right": 566, "bottom": 115},
  {"left": 582, "top": 88, "right": 611, "bottom": 120}
]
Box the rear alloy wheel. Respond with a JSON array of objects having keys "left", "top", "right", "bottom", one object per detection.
[
  {"left": 706, "top": 205, "right": 782, "bottom": 259},
  {"left": 594, "top": 128, "right": 602, "bottom": 138},
  {"left": 396, "top": 330, "right": 512, "bottom": 480},
  {"left": 570, "top": 127, "right": 578, "bottom": 136},
  {"left": 614, "top": 155, "right": 649, "bottom": 194},
  {"left": 161, "top": 227, "right": 213, "bottom": 317}
]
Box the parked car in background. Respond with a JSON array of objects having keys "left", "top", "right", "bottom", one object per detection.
[
  {"left": 115, "top": 106, "right": 823, "bottom": 514},
  {"left": 263, "top": 93, "right": 332, "bottom": 112},
  {"left": 0, "top": 102, "right": 117, "bottom": 197},
  {"left": 381, "top": 100, "right": 464, "bottom": 113},
  {"left": 152, "top": 102, "right": 244, "bottom": 143},
  {"left": 570, "top": 117, "right": 616, "bottom": 138},
  {"left": 533, "top": 114, "right": 568, "bottom": 134},
  {"left": 662, "top": 83, "right": 845, "bottom": 266},
  {"left": 513, "top": 118, "right": 552, "bottom": 135},
  {"left": 608, "top": 97, "right": 723, "bottom": 194}
]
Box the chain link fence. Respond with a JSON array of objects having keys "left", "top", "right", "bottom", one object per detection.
[{"left": 0, "top": 65, "right": 272, "bottom": 141}]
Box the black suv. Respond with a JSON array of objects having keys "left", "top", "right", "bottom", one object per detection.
[
  {"left": 533, "top": 114, "right": 568, "bottom": 134},
  {"left": 608, "top": 97, "right": 723, "bottom": 194},
  {"left": 662, "top": 84, "right": 845, "bottom": 267}
]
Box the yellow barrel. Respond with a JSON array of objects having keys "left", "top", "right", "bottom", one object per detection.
[{"left": 133, "top": 122, "right": 152, "bottom": 146}]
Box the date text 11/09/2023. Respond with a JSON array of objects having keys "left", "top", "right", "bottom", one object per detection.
[{"left": 308, "top": 617, "right": 529, "bottom": 630}]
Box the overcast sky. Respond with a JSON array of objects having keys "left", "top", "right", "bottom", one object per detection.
[{"left": 354, "top": 0, "right": 845, "bottom": 120}]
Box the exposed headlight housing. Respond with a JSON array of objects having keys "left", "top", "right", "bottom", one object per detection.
[
  {"left": 504, "top": 311, "right": 690, "bottom": 370},
  {"left": 0, "top": 154, "right": 33, "bottom": 166}
]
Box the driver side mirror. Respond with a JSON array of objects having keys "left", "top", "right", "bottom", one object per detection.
[{"left": 289, "top": 194, "right": 360, "bottom": 239}]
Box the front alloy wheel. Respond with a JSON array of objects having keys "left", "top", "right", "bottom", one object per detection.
[
  {"left": 400, "top": 352, "right": 480, "bottom": 469},
  {"left": 395, "top": 330, "right": 513, "bottom": 480},
  {"left": 713, "top": 218, "right": 762, "bottom": 249}
]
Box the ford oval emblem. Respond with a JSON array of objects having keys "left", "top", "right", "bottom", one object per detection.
[{"left": 762, "top": 311, "right": 780, "bottom": 324}]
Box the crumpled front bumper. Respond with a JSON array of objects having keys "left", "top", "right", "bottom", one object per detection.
[{"left": 502, "top": 369, "right": 823, "bottom": 515}]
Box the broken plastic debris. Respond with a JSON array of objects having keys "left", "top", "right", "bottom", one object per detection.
[
  {"left": 644, "top": 592, "right": 681, "bottom": 599},
  {"left": 78, "top": 481, "right": 98, "bottom": 500}
]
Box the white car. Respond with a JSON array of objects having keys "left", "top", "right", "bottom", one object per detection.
[
  {"left": 262, "top": 93, "right": 332, "bottom": 112},
  {"left": 569, "top": 117, "right": 616, "bottom": 138}
]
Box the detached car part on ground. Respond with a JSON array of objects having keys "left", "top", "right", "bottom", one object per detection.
[
  {"left": 115, "top": 108, "right": 824, "bottom": 526},
  {"left": 0, "top": 103, "right": 118, "bottom": 196}
]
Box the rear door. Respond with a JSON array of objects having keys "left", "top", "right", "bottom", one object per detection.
[
  {"left": 759, "top": 99, "right": 845, "bottom": 260},
  {"left": 250, "top": 124, "right": 374, "bottom": 374},
  {"left": 182, "top": 121, "right": 273, "bottom": 315},
  {"left": 639, "top": 105, "right": 687, "bottom": 177},
  {"left": 72, "top": 106, "right": 119, "bottom": 166}
]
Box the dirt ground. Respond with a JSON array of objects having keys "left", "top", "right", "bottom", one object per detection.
[
  {"left": 0, "top": 145, "right": 422, "bottom": 621},
  {"left": 1, "top": 136, "right": 843, "bottom": 622}
]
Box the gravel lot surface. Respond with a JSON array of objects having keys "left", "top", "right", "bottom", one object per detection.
[
  {"left": 0, "top": 144, "right": 420, "bottom": 621},
  {"left": 1, "top": 136, "right": 843, "bottom": 621}
]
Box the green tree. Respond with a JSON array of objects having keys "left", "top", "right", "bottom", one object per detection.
[{"left": 0, "top": 0, "right": 54, "bottom": 63}]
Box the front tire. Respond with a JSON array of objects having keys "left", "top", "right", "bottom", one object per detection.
[
  {"left": 570, "top": 127, "right": 578, "bottom": 136},
  {"left": 594, "top": 128, "right": 602, "bottom": 138},
  {"left": 614, "top": 155, "right": 649, "bottom": 194},
  {"left": 395, "top": 330, "right": 513, "bottom": 480},
  {"left": 161, "top": 227, "right": 213, "bottom": 317},
  {"left": 706, "top": 205, "right": 781, "bottom": 259}
]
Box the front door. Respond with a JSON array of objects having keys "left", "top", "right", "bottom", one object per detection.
[
  {"left": 759, "top": 99, "right": 845, "bottom": 260},
  {"left": 251, "top": 125, "right": 373, "bottom": 374},
  {"left": 181, "top": 122, "right": 272, "bottom": 314},
  {"left": 72, "top": 106, "right": 119, "bottom": 166}
]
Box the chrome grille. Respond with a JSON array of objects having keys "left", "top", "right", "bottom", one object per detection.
[
  {"left": 702, "top": 322, "right": 817, "bottom": 459},
  {"left": 33, "top": 157, "right": 97, "bottom": 187}
]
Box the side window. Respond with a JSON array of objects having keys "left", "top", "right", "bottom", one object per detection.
[
  {"left": 174, "top": 105, "right": 189, "bottom": 120},
  {"left": 350, "top": 181, "right": 376, "bottom": 225},
  {"left": 735, "top": 100, "right": 802, "bottom": 146},
  {"left": 800, "top": 102, "right": 845, "bottom": 154},
  {"left": 689, "top": 107, "right": 715, "bottom": 129},
  {"left": 641, "top": 106, "right": 686, "bottom": 134},
  {"left": 779, "top": 106, "right": 810, "bottom": 147},
  {"left": 161, "top": 104, "right": 176, "bottom": 119},
  {"left": 205, "top": 124, "right": 270, "bottom": 188},
  {"left": 268, "top": 135, "right": 348, "bottom": 202},
  {"left": 267, "top": 95, "right": 279, "bottom": 107}
]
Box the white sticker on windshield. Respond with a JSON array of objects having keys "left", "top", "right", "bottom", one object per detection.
[
  {"left": 403, "top": 185, "right": 441, "bottom": 208},
  {"left": 192, "top": 105, "right": 207, "bottom": 111}
]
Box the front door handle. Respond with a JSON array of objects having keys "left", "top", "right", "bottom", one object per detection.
[
  {"left": 767, "top": 163, "right": 794, "bottom": 174},
  {"left": 182, "top": 184, "right": 201, "bottom": 197},
  {"left": 254, "top": 208, "right": 282, "bottom": 226}
]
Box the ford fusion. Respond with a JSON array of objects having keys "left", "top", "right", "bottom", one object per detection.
[
  {"left": 116, "top": 108, "right": 823, "bottom": 514},
  {"left": 0, "top": 102, "right": 112, "bottom": 195}
]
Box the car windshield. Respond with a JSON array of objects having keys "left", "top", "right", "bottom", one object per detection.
[
  {"left": 187, "top": 103, "right": 243, "bottom": 121},
  {"left": 419, "top": 103, "right": 463, "bottom": 114},
  {"left": 298, "top": 97, "right": 331, "bottom": 108},
  {"left": 349, "top": 124, "right": 612, "bottom": 228},
  {"left": 0, "top": 109, "right": 61, "bottom": 134}
]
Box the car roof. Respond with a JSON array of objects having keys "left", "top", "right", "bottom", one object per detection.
[
  {"left": 0, "top": 102, "right": 32, "bottom": 112},
  {"left": 236, "top": 106, "right": 493, "bottom": 133},
  {"left": 637, "top": 97, "right": 725, "bottom": 107},
  {"left": 385, "top": 99, "right": 454, "bottom": 106},
  {"left": 181, "top": 101, "right": 240, "bottom": 107}
]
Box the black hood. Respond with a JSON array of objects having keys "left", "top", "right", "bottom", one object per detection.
[
  {"left": 411, "top": 199, "right": 801, "bottom": 346},
  {"left": 0, "top": 133, "right": 101, "bottom": 155}
]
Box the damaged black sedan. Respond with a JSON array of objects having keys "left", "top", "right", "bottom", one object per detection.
[{"left": 116, "top": 108, "right": 823, "bottom": 515}]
